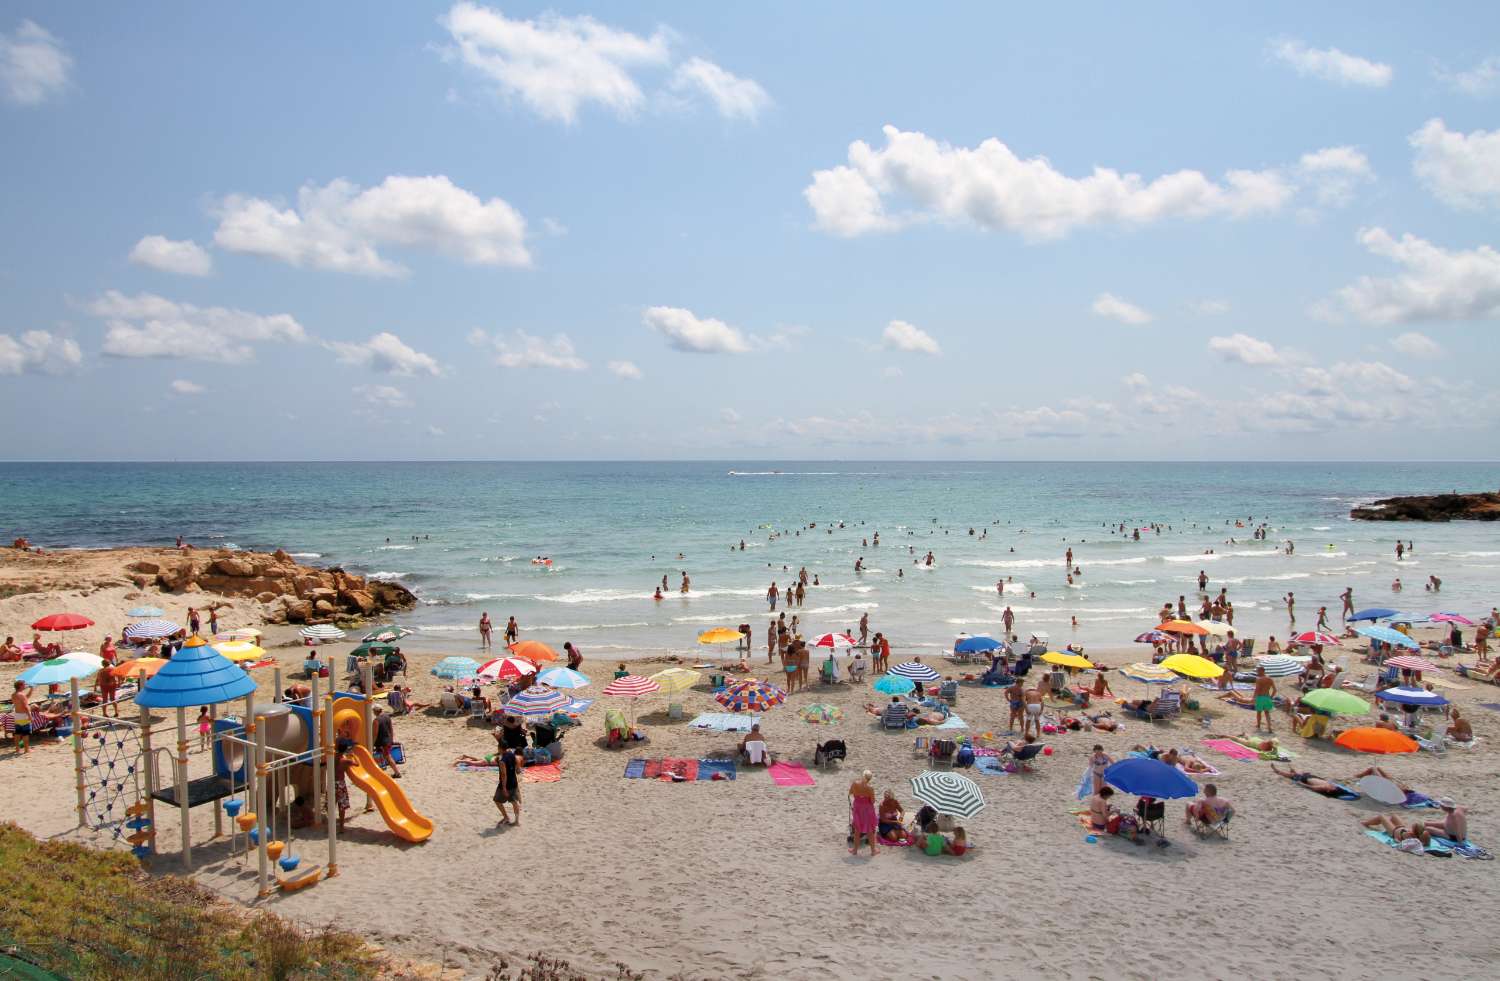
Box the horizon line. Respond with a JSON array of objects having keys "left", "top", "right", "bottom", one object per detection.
[{"left": 2, "top": 458, "right": 1500, "bottom": 467}]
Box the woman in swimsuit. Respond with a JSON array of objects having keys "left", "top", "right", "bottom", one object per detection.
[
  {"left": 848, "top": 771, "right": 880, "bottom": 856},
  {"left": 1361, "top": 813, "right": 1430, "bottom": 846},
  {"left": 877, "top": 790, "right": 910, "bottom": 844}
]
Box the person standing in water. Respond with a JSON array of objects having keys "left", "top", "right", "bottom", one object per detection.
[{"left": 479, "top": 612, "right": 492, "bottom": 650}]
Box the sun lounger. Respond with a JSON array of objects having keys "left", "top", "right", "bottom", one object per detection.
[{"left": 1121, "top": 690, "right": 1181, "bottom": 721}]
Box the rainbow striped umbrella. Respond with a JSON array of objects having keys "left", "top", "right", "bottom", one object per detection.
[
  {"left": 715, "top": 680, "right": 786, "bottom": 713},
  {"left": 503, "top": 685, "right": 571, "bottom": 718}
]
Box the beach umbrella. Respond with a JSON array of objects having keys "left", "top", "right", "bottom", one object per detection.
[
  {"left": 300, "top": 624, "right": 346, "bottom": 642},
  {"left": 538, "top": 666, "right": 592, "bottom": 689},
  {"left": 123, "top": 619, "right": 183, "bottom": 641},
  {"left": 1158, "top": 620, "right": 1208, "bottom": 637},
  {"left": 1335, "top": 728, "right": 1419, "bottom": 755},
  {"left": 1102, "top": 757, "right": 1198, "bottom": 800},
  {"left": 603, "top": 675, "right": 661, "bottom": 698},
  {"left": 716, "top": 680, "right": 787, "bottom": 713},
  {"left": 1040, "top": 651, "right": 1094, "bottom": 670},
  {"left": 798, "top": 703, "right": 844, "bottom": 724},
  {"left": 214, "top": 641, "right": 265, "bottom": 664},
  {"left": 503, "top": 685, "right": 571, "bottom": 718},
  {"left": 1120, "top": 662, "right": 1178, "bottom": 685},
  {"left": 111, "top": 657, "right": 167, "bottom": 681},
  {"left": 889, "top": 660, "right": 940, "bottom": 682},
  {"left": 1302, "top": 688, "right": 1370, "bottom": 716},
  {"left": 1353, "top": 625, "right": 1419, "bottom": 649},
  {"left": 229, "top": 627, "right": 263, "bottom": 640},
  {"left": 1200, "top": 621, "right": 1234, "bottom": 638},
  {"left": 1348, "top": 608, "right": 1398, "bottom": 622},
  {"left": 647, "top": 667, "right": 699, "bottom": 694},
  {"left": 1134, "top": 630, "right": 1168, "bottom": 644},
  {"left": 507, "top": 640, "right": 559, "bottom": 663},
  {"left": 697, "top": 627, "right": 742, "bottom": 645},
  {"left": 361, "top": 626, "right": 412, "bottom": 643},
  {"left": 136, "top": 638, "right": 256, "bottom": 708},
  {"left": 477, "top": 656, "right": 537, "bottom": 681},
  {"left": 59, "top": 651, "right": 105, "bottom": 671},
  {"left": 127, "top": 606, "right": 164, "bottom": 618},
  {"left": 955, "top": 635, "right": 1002, "bottom": 654},
  {"left": 1159, "top": 653, "right": 1223, "bottom": 679},
  {"left": 1384, "top": 654, "right": 1439, "bottom": 673},
  {"left": 1429, "top": 612, "right": 1474, "bottom": 626},
  {"left": 350, "top": 642, "right": 398, "bottom": 659},
  {"left": 1290, "top": 631, "right": 1342, "bottom": 647},
  {"left": 811, "top": 632, "right": 857, "bottom": 650},
  {"left": 873, "top": 673, "right": 916, "bottom": 695},
  {"left": 910, "top": 771, "right": 986, "bottom": 818},
  {"left": 20, "top": 657, "right": 104, "bottom": 686},
  {"left": 431, "top": 656, "right": 481, "bottom": 679},
  {"left": 1254, "top": 654, "right": 1304, "bottom": 678},
  {"left": 1375, "top": 686, "right": 1449, "bottom": 708},
  {"left": 31, "top": 613, "right": 94, "bottom": 632},
  {"left": 1389, "top": 613, "right": 1430, "bottom": 624}
]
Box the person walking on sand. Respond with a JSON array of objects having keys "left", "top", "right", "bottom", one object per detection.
[
  {"left": 1023, "top": 685, "right": 1044, "bottom": 739},
  {"left": 1340, "top": 587, "right": 1354, "bottom": 621},
  {"left": 848, "top": 770, "right": 880, "bottom": 856},
  {"left": 1253, "top": 667, "right": 1277, "bottom": 733},
  {"left": 479, "top": 612, "right": 492, "bottom": 650},
  {"left": 1317, "top": 606, "right": 1331, "bottom": 632},
  {"left": 492, "top": 730, "right": 521, "bottom": 827}
]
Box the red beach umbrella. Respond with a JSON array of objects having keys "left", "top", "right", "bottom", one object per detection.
[{"left": 32, "top": 613, "right": 95, "bottom": 631}]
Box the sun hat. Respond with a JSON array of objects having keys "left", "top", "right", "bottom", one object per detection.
[{"left": 1437, "top": 796, "right": 1457, "bottom": 809}]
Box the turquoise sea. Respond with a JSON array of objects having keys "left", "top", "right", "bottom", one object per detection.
[{"left": 3, "top": 462, "right": 1499, "bottom": 656}]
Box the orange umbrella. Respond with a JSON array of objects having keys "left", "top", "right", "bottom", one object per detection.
[
  {"left": 1157, "top": 619, "right": 1209, "bottom": 637},
  {"left": 507, "top": 640, "right": 559, "bottom": 663},
  {"left": 1335, "top": 727, "right": 1419, "bottom": 754},
  {"left": 111, "top": 657, "right": 167, "bottom": 681}
]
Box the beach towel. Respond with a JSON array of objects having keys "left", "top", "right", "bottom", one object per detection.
[
  {"left": 768, "top": 761, "right": 815, "bottom": 786},
  {"left": 623, "top": 758, "right": 647, "bottom": 778},
  {"left": 1297, "top": 780, "right": 1360, "bottom": 802},
  {"left": 645, "top": 758, "right": 699, "bottom": 781},
  {"left": 1477, "top": 702, "right": 1500, "bottom": 713},
  {"left": 696, "top": 758, "right": 738, "bottom": 781},
  {"left": 1365, "top": 829, "right": 1451, "bottom": 857},
  {"left": 688, "top": 712, "right": 760, "bottom": 733},
  {"left": 521, "top": 762, "right": 562, "bottom": 783},
  {"left": 1430, "top": 836, "right": 1494, "bottom": 860},
  {"left": 975, "top": 757, "right": 1009, "bottom": 776},
  {"left": 1401, "top": 791, "right": 1441, "bottom": 810},
  {"left": 1203, "top": 738, "right": 1259, "bottom": 761},
  {"left": 563, "top": 698, "right": 594, "bottom": 715},
  {"left": 928, "top": 714, "right": 968, "bottom": 731},
  {"left": 1201, "top": 682, "right": 1256, "bottom": 692},
  {"left": 1075, "top": 767, "right": 1094, "bottom": 800}
]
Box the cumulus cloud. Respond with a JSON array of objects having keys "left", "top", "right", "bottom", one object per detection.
[
  {"left": 881, "top": 319, "right": 940, "bottom": 354},
  {"left": 128, "top": 236, "right": 213, "bottom": 277},
  {"left": 1298, "top": 146, "right": 1374, "bottom": 206},
  {"left": 1410, "top": 119, "right": 1500, "bottom": 210},
  {"left": 805, "top": 125, "right": 1299, "bottom": 240},
  {"left": 607, "top": 359, "right": 642, "bottom": 379},
  {"left": 1208, "top": 333, "right": 1283, "bottom": 365},
  {"left": 213, "top": 175, "right": 529, "bottom": 276},
  {"left": 0, "top": 329, "right": 81, "bottom": 375},
  {"left": 1, "top": 20, "right": 71, "bottom": 106},
  {"left": 1434, "top": 57, "right": 1500, "bottom": 96},
  {"left": 669, "top": 57, "right": 771, "bottom": 120},
  {"left": 353, "top": 384, "right": 412, "bottom": 408},
  {"left": 90, "top": 290, "right": 307, "bottom": 363},
  {"left": 327, "top": 331, "right": 441, "bottom": 376},
  {"left": 1390, "top": 331, "right": 1443, "bottom": 359},
  {"left": 471, "top": 329, "right": 587, "bottom": 370},
  {"left": 1269, "top": 39, "right": 1392, "bottom": 87},
  {"left": 1319, "top": 228, "right": 1500, "bottom": 324},
  {"left": 1091, "top": 293, "right": 1153, "bottom": 325},
  {"left": 170, "top": 379, "right": 204, "bottom": 395},
  {"left": 1121, "top": 372, "right": 1201, "bottom": 416},
  {"left": 642, "top": 306, "right": 750, "bottom": 354}
]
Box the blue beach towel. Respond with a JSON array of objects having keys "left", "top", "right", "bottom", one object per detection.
[
  {"left": 623, "top": 758, "right": 647, "bottom": 779},
  {"left": 696, "top": 758, "right": 738, "bottom": 781},
  {"left": 975, "top": 757, "right": 1009, "bottom": 776},
  {"left": 1431, "top": 836, "right": 1494, "bottom": 860},
  {"left": 929, "top": 714, "right": 967, "bottom": 731}
]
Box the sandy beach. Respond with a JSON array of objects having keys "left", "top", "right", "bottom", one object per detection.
[{"left": 4, "top": 565, "right": 1500, "bottom": 979}]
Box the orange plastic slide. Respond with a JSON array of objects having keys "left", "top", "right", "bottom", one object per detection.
[{"left": 344, "top": 745, "right": 434, "bottom": 843}]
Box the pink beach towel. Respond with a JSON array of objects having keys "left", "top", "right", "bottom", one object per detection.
[
  {"left": 768, "top": 761, "right": 816, "bottom": 786},
  {"left": 1202, "top": 738, "right": 1258, "bottom": 761}
]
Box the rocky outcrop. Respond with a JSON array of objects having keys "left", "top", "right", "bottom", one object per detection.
[{"left": 1351, "top": 491, "right": 1500, "bottom": 522}]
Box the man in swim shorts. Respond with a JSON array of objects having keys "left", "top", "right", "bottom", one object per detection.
[
  {"left": 1007, "top": 678, "right": 1025, "bottom": 733},
  {"left": 1253, "top": 667, "right": 1277, "bottom": 733},
  {"left": 1023, "top": 685, "right": 1044, "bottom": 739}
]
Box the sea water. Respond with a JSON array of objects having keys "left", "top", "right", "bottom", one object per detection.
[{"left": 2, "top": 461, "right": 1498, "bottom": 657}]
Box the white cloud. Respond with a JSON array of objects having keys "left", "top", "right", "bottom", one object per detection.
[
  {"left": 669, "top": 57, "right": 771, "bottom": 120},
  {"left": 1434, "top": 57, "right": 1500, "bottom": 96},
  {"left": 1331, "top": 360, "right": 1414, "bottom": 392},
  {"left": 881, "top": 319, "right": 941, "bottom": 354},
  {"left": 1297, "top": 146, "right": 1374, "bottom": 206},
  {"left": 327, "top": 331, "right": 441, "bottom": 376},
  {"left": 214, "top": 175, "right": 529, "bottom": 276},
  {"left": 440, "top": 2, "right": 669, "bottom": 123},
  {"left": 473, "top": 329, "right": 587, "bottom": 370},
  {"left": 1091, "top": 293, "right": 1153, "bottom": 325},
  {"left": 0, "top": 330, "right": 81, "bottom": 375},
  {"left": 353, "top": 384, "right": 412, "bottom": 409},
  {"left": 427, "top": 425, "right": 446, "bottom": 437},
  {"left": 607, "top": 359, "right": 642, "bottom": 379},
  {"left": 805, "top": 125, "right": 1295, "bottom": 239},
  {"left": 128, "top": 236, "right": 213, "bottom": 277},
  {"left": 1269, "top": 39, "right": 1392, "bottom": 88},
  {"left": 1410, "top": 119, "right": 1500, "bottom": 210},
  {"left": 1189, "top": 299, "right": 1231, "bottom": 316},
  {"left": 0, "top": 20, "right": 71, "bottom": 106},
  {"left": 1321, "top": 228, "right": 1500, "bottom": 324},
  {"left": 1208, "top": 333, "right": 1283, "bottom": 365},
  {"left": 720, "top": 408, "right": 741, "bottom": 425},
  {"left": 170, "top": 379, "right": 204, "bottom": 395},
  {"left": 642, "top": 306, "right": 750, "bottom": 354},
  {"left": 90, "top": 290, "right": 307, "bottom": 363},
  {"left": 1121, "top": 373, "right": 1202, "bottom": 416},
  {"left": 1390, "top": 331, "right": 1443, "bottom": 359},
  {"left": 541, "top": 217, "right": 568, "bottom": 236}
]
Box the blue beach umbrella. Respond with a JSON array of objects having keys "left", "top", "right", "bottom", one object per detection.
[
  {"left": 1103, "top": 757, "right": 1198, "bottom": 800},
  {"left": 136, "top": 638, "right": 256, "bottom": 708},
  {"left": 889, "top": 660, "right": 941, "bottom": 682},
  {"left": 873, "top": 674, "right": 916, "bottom": 695},
  {"left": 19, "top": 658, "right": 98, "bottom": 686},
  {"left": 431, "top": 656, "right": 480, "bottom": 679},
  {"left": 1376, "top": 686, "right": 1449, "bottom": 708},
  {"left": 954, "top": 635, "right": 1002, "bottom": 654},
  {"left": 1390, "top": 613, "right": 1430, "bottom": 624},
  {"left": 123, "top": 618, "right": 183, "bottom": 640},
  {"left": 1348, "top": 608, "right": 1398, "bottom": 622},
  {"left": 1352, "top": 624, "right": 1419, "bottom": 649},
  {"left": 536, "top": 667, "right": 590, "bottom": 689},
  {"left": 127, "top": 606, "right": 165, "bottom": 618}
]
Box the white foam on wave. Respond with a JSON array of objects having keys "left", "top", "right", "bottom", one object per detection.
[
  {"left": 1164, "top": 553, "right": 1218, "bottom": 562},
  {"left": 463, "top": 592, "right": 526, "bottom": 601},
  {"left": 526, "top": 621, "right": 652, "bottom": 632},
  {"left": 379, "top": 544, "right": 415, "bottom": 551},
  {"left": 1084, "top": 557, "right": 1150, "bottom": 567},
  {"left": 969, "top": 582, "right": 1027, "bottom": 594},
  {"left": 958, "top": 559, "right": 1053, "bottom": 570},
  {"left": 415, "top": 624, "right": 476, "bottom": 632},
  {"left": 478, "top": 555, "right": 520, "bottom": 563},
  {"left": 1111, "top": 578, "right": 1157, "bottom": 585},
  {"left": 804, "top": 603, "right": 879, "bottom": 615},
  {"left": 671, "top": 613, "right": 751, "bottom": 623},
  {"left": 536, "top": 588, "right": 642, "bottom": 604},
  {"left": 1311, "top": 526, "right": 1332, "bottom": 531},
  {"left": 364, "top": 571, "right": 406, "bottom": 581},
  {"left": 287, "top": 552, "right": 322, "bottom": 559}
]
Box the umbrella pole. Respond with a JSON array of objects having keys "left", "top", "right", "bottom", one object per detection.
[
  {"left": 309, "top": 667, "right": 322, "bottom": 822},
  {"left": 70, "top": 678, "right": 85, "bottom": 830}
]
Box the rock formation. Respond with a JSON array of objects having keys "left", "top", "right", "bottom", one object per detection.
[{"left": 1350, "top": 491, "right": 1500, "bottom": 522}]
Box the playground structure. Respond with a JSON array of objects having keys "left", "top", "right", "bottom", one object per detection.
[{"left": 69, "top": 638, "right": 432, "bottom": 898}]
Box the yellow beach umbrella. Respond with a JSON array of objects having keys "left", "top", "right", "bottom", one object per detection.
[
  {"left": 649, "top": 667, "right": 702, "bottom": 694},
  {"left": 697, "top": 627, "right": 742, "bottom": 645},
  {"left": 1159, "top": 653, "right": 1223, "bottom": 679},
  {"left": 1040, "top": 651, "right": 1094, "bottom": 670},
  {"left": 215, "top": 640, "right": 265, "bottom": 663}
]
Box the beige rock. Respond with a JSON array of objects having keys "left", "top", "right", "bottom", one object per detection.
[
  {"left": 313, "top": 599, "right": 336, "bottom": 614},
  {"left": 339, "top": 588, "right": 377, "bottom": 615},
  {"left": 212, "top": 556, "right": 253, "bottom": 577},
  {"left": 128, "top": 560, "right": 160, "bottom": 575}
]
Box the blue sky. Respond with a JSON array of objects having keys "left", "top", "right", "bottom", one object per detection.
[{"left": 3, "top": 2, "right": 1499, "bottom": 461}]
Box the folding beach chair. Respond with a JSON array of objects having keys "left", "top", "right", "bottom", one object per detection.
[
  {"left": 1000, "top": 742, "right": 1046, "bottom": 772},
  {"left": 939, "top": 680, "right": 959, "bottom": 705},
  {"left": 1188, "top": 807, "right": 1233, "bottom": 840},
  {"left": 882, "top": 703, "right": 909, "bottom": 730},
  {"left": 1122, "top": 690, "right": 1181, "bottom": 721},
  {"left": 1136, "top": 797, "right": 1166, "bottom": 837},
  {"left": 929, "top": 739, "right": 957, "bottom": 769}
]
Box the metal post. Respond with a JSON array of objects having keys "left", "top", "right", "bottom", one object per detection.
[
  {"left": 139, "top": 701, "right": 155, "bottom": 857},
  {"left": 176, "top": 706, "right": 191, "bottom": 869},
  {"left": 254, "top": 719, "right": 269, "bottom": 898},
  {"left": 70, "top": 678, "right": 85, "bottom": 829},
  {"left": 323, "top": 692, "right": 338, "bottom": 878},
  {"left": 272, "top": 666, "right": 283, "bottom": 703}
]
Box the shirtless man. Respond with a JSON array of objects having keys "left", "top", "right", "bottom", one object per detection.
[
  {"left": 1006, "top": 677, "right": 1026, "bottom": 733},
  {"left": 1446, "top": 708, "right": 1473, "bottom": 743},
  {"left": 767, "top": 582, "right": 779, "bottom": 610},
  {"left": 680, "top": 572, "right": 691, "bottom": 593},
  {"left": 1284, "top": 592, "right": 1295, "bottom": 624},
  {"left": 1270, "top": 764, "right": 1345, "bottom": 796},
  {"left": 1253, "top": 667, "right": 1277, "bottom": 732},
  {"left": 1419, "top": 798, "right": 1468, "bottom": 843},
  {"left": 504, "top": 616, "right": 519, "bottom": 645},
  {"left": 858, "top": 612, "right": 869, "bottom": 648},
  {"left": 1022, "top": 685, "right": 1044, "bottom": 739},
  {"left": 766, "top": 620, "right": 777, "bottom": 663},
  {"left": 1339, "top": 587, "right": 1354, "bottom": 621}
]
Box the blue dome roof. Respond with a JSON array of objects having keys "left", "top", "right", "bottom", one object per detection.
[{"left": 137, "top": 637, "right": 257, "bottom": 708}]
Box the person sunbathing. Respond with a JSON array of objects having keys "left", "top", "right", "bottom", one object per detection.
[
  {"left": 1418, "top": 798, "right": 1468, "bottom": 842},
  {"left": 1271, "top": 764, "right": 1346, "bottom": 797},
  {"left": 1085, "top": 711, "right": 1118, "bottom": 732},
  {"left": 1361, "top": 813, "right": 1430, "bottom": 849},
  {"left": 1446, "top": 709, "right": 1473, "bottom": 743},
  {"left": 1218, "top": 690, "right": 1259, "bottom": 708},
  {"left": 1210, "top": 732, "right": 1277, "bottom": 753}
]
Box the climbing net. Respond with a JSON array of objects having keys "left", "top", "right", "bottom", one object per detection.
[{"left": 80, "top": 722, "right": 146, "bottom": 841}]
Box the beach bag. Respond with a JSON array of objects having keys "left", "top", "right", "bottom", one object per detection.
[{"left": 388, "top": 743, "right": 406, "bottom": 765}]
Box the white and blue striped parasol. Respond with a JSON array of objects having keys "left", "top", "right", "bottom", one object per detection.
[
  {"left": 123, "top": 618, "right": 183, "bottom": 640},
  {"left": 889, "top": 660, "right": 940, "bottom": 682},
  {"left": 1254, "top": 654, "right": 1304, "bottom": 678}
]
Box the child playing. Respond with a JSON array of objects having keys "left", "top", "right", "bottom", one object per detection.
[{"left": 197, "top": 706, "right": 212, "bottom": 751}]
